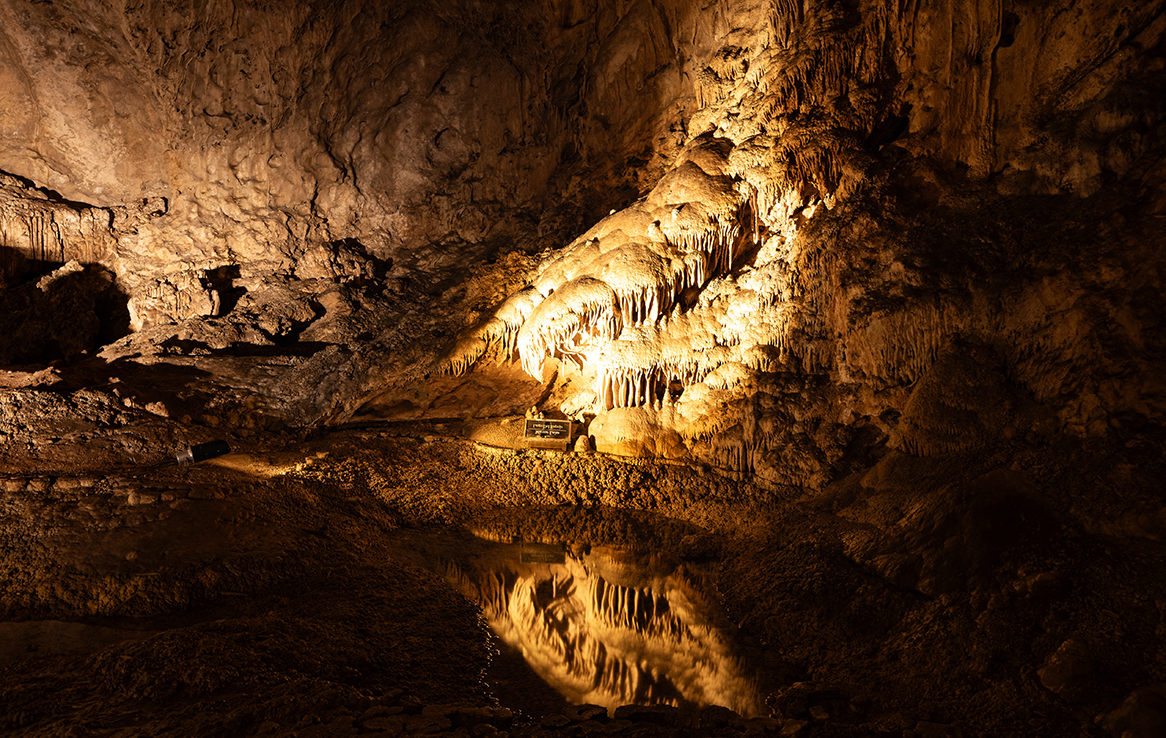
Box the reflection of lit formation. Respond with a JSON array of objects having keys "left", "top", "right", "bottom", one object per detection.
[{"left": 444, "top": 545, "right": 758, "bottom": 716}]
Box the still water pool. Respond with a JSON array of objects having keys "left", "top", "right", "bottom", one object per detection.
[{"left": 395, "top": 530, "right": 761, "bottom": 717}]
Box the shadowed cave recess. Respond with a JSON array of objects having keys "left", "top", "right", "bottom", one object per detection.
[{"left": 1, "top": 0, "right": 1165, "bottom": 736}]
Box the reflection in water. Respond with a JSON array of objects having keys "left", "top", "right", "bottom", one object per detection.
[{"left": 407, "top": 535, "right": 759, "bottom": 716}]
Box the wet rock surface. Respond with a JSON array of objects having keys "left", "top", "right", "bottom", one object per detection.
[{"left": 0, "top": 415, "right": 1162, "bottom": 737}]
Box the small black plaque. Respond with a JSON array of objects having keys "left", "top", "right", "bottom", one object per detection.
[
  {"left": 520, "top": 543, "right": 566, "bottom": 565},
  {"left": 520, "top": 551, "right": 566, "bottom": 564}
]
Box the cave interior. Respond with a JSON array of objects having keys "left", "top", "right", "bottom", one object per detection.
[{"left": 1, "top": 0, "right": 1165, "bottom": 736}]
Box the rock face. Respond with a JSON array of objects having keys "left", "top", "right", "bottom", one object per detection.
[
  {"left": 0, "top": 0, "right": 712, "bottom": 328},
  {"left": 2, "top": 0, "right": 1162, "bottom": 455}
]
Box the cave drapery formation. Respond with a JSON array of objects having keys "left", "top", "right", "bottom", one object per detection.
[
  {"left": 1, "top": 0, "right": 1162, "bottom": 454},
  {"left": 2, "top": 0, "right": 1166, "bottom": 736}
]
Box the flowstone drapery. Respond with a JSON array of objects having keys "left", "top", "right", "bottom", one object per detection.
[{"left": 436, "top": 0, "right": 889, "bottom": 481}]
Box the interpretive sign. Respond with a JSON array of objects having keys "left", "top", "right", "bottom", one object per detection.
[
  {"left": 523, "top": 418, "right": 572, "bottom": 451},
  {"left": 520, "top": 543, "right": 566, "bottom": 565}
]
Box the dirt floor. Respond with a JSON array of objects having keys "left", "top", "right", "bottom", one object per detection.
[{"left": 1, "top": 412, "right": 1165, "bottom": 737}]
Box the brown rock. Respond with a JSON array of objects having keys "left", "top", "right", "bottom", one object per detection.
[
  {"left": 362, "top": 716, "right": 404, "bottom": 733},
  {"left": 1102, "top": 684, "right": 1166, "bottom": 738},
  {"left": 1038, "top": 638, "right": 1094, "bottom": 697}
]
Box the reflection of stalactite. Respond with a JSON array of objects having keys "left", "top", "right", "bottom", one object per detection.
[
  {"left": 439, "top": 543, "right": 759, "bottom": 717},
  {"left": 587, "top": 576, "right": 686, "bottom": 641}
]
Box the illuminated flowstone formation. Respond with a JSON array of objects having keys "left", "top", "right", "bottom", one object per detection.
[
  {"left": 434, "top": 1, "right": 986, "bottom": 478},
  {"left": 436, "top": 123, "right": 849, "bottom": 477},
  {"left": 439, "top": 135, "right": 803, "bottom": 414}
]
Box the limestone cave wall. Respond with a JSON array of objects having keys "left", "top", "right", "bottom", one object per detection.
[
  {"left": 1, "top": 0, "right": 725, "bottom": 326},
  {"left": 2, "top": 2, "right": 1166, "bottom": 734}
]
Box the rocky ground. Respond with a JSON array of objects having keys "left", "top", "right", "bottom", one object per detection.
[{"left": 1, "top": 390, "right": 1163, "bottom": 738}]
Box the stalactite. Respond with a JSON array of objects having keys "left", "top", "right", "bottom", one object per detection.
[
  {"left": 435, "top": 330, "right": 492, "bottom": 376},
  {"left": 487, "top": 286, "right": 544, "bottom": 360},
  {"left": 463, "top": 0, "right": 897, "bottom": 456},
  {"left": 662, "top": 218, "right": 742, "bottom": 285},
  {"left": 708, "top": 427, "right": 750, "bottom": 474},
  {"left": 517, "top": 277, "right": 622, "bottom": 379},
  {"left": 769, "top": 0, "right": 805, "bottom": 49},
  {"left": 1, "top": 174, "right": 116, "bottom": 274},
  {"left": 841, "top": 301, "right": 968, "bottom": 387}
]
